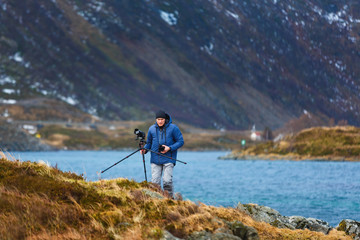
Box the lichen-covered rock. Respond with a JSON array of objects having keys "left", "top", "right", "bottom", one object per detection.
[
  {"left": 187, "top": 230, "right": 242, "bottom": 240},
  {"left": 237, "top": 203, "right": 332, "bottom": 234},
  {"left": 161, "top": 230, "right": 183, "bottom": 240},
  {"left": 337, "top": 219, "right": 360, "bottom": 240},
  {"left": 141, "top": 189, "right": 164, "bottom": 199},
  {"left": 237, "top": 203, "right": 295, "bottom": 229},
  {"left": 229, "top": 221, "right": 260, "bottom": 240},
  {"left": 288, "top": 216, "right": 331, "bottom": 234}
]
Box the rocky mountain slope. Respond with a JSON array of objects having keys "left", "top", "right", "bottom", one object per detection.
[
  {"left": 0, "top": 120, "right": 54, "bottom": 151},
  {"left": 0, "top": 0, "right": 359, "bottom": 129}
]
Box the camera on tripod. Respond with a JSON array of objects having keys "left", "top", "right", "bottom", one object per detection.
[
  {"left": 100, "top": 129, "right": 186, "bottom": 177},
  {"left": 134, "top": 128, "right": 145, "bottom": 141}
]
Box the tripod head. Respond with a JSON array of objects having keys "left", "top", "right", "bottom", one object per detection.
[
  {"left": 134, "top": 128, "right": 147, "bottom": 148},
  {"left": 134, "top": 128, "right": 145, "bottom": 141}
]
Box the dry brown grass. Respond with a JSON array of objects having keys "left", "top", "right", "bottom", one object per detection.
[
  {"left": 43, "top": 134, "right": 70, "bottom": 148},
  {"left": 0, "top": 149, "right": 17, "bottom": 161},
  {"left": 0, "top": 156, "right": 353, "bottom": 239},
  {"left": 202, "top": 205, "right": 350, "bottom": 240},
  {"left": 233, "top": 126, "right": 360, "bottom": 161}
]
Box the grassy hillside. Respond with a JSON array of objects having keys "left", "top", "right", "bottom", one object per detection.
[
  {"left": 0, "top": 152, "right": 351, "bottom": 239},
  {"left": 229, "top": 126, "right": 360, "bottom": 161},
  {"left": 37, "top": 124, "right": 244, "bottom": 150},
  {"left": 0, "top": 98, "right": 93, "bottom": 122}
]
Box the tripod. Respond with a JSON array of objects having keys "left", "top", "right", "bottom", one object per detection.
[{"left": 100, "top": 140, "right": 187, "bottom": 181}]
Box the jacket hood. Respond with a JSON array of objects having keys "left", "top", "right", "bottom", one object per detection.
[{"left": 155, "top": 113, "right": 172, "bottom": 128}]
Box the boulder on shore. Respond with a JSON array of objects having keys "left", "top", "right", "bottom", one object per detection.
[
  {"left": 163, "top": 220, "right": 260, "bottom": 240},
  {"left": 237, "top": 203, "right": 332, "bottom": 234},
  {"left": 337, "top": 219, "right": 360, "bottom": 240}
]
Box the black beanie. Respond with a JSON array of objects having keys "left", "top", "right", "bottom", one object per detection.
[{"left": 155, "top": 110, "right": 167, "bottom": 119}]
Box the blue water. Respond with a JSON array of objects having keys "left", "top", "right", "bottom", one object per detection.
[{"left": 11, "top": 150, "right": 360, "bottom": 226}]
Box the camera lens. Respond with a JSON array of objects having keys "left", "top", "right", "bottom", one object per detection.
[
  {"left": 159, "top": 146, "right": 165, "bottom": 152},
  {"left": 134, "top": 128, "right": 145, "bottom": 140}
]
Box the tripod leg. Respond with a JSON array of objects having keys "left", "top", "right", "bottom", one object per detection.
[
  {"left": 145, "top": 148, "right": 187, "bottom": 164},
  {"left": 101, "top": 148, "right": 141, "bottom": 173},
  {"left": 142, "top": 152, "right": 148, "bottom": 182}
]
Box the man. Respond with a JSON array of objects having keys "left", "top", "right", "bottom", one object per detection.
[{"left": 142, "top": 110, "right": 184, "bottom": 198}]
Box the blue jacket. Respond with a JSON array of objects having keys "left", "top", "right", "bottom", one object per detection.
[{"left": 144, "top": 114, "right": 184, "bottom": 165}]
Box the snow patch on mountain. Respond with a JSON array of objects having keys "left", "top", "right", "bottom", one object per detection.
[
  {"left": 59, "top": 96, "right": 77, "bottom": 105},
  {"left": 312, "top": 4, "right": 360, "bottom": 31},
  {"left": 0, "top": 76, "right": 16, "bottom": 85},
  {"left": 160, "top": 10, "right": 178, "bottom": 26},
  {"left": 89, "top": 0, "right": 104, "bottom": 12},
  {"left": 201, "top": 42, "right": 214, "bottom": 55},
  {"left": 0, "top": 99, "right": 17, "bottom": 104},
  {"left": 225, "top": 10, "right": 239, "bottom": 20},
  {"left": 9, "top": 52, "right": 24, "bottom": 63},
  {"left": 2, "top": 89, "right": 16, "bottom": 94}
]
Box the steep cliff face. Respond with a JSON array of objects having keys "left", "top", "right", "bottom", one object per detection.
[{"left": 0, "top": 0, "right": 359, "bottom": 129}]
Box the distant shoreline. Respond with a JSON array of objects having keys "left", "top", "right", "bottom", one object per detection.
[
  {"left": 219, "top": 152, "right": 360, "bottom": 162},
  {"left": 222, "top": 126, "right": 360, "bottom": 162}
]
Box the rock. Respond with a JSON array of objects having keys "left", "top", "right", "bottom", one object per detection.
[
  {"left": 237, "top": 203, "right": 295, "bottom": 229},
  {"left": 337, "top": 219, "right": 360, "bottom": 240},
  {"left": 230, "top": 221, "right": 260, "bottom": 240},
  {"left": 237, "top": 203, "right": 332, "bottom": 234},
  {"left": 187, "top": 230, "right": 242, "bottom": 240},
  {"left": 214, "top": 228, "right": 233, "bottom": 235},
  {"left": 174, "top": 192, "right": 183, "bottom": 200},
  {"left": 161, "top": 230, "right": 183, "bottom": 240},
  {"left": 211, "top": 232, "right": 243, "bottom": 240},
  {"left": 141, "top": 189, "right": 164, "bottom": 199},
  {"left": 187, "top": 231, "right": 211, "bottom": 240},
  {"left": 288, "top": 216, "right": 332, "bottom": 234}
]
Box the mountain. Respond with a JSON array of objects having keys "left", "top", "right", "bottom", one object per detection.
[{"left": 0, "top": 0, "right": 359, "bottom": 129}]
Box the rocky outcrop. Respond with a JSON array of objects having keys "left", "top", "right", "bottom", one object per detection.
[
  {"left": 229, "top": 221, "right": 260, "bottom": 240},
  {"left": 288, "top": 216, "right": 332, "bottom": 234},
  {"left": 237, "top": 203, "right": 295, "bottom": 229},
  {"left": 161, "top": 230, "right": 183, "bottom": 240},
  {"left": 162, "top": 221, "right": 260, "bottom": 240},
  {"left": 163, "top": 202, "right": 359, "bottom": 239},
  {"left": 187, "top": 231, "right": 242, "bottom": 240},
  {"left": 337, "top": 219, "right": 360, "bottom": 240},
  {"left": 237, "top": 203, "right": 332, "bottom": 234}
]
